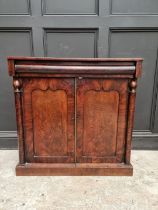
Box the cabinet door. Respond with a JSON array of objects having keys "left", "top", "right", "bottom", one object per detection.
[
  {"left": 23, "top": 78, "right": 75, "bottom": 163},
  {"left": 76, "top": 79, "right": 129, "bottom": 163}
]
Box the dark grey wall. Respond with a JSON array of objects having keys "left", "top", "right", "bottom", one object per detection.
[{"left": 0, "top": 0, "right": 158, "bottom": 149}]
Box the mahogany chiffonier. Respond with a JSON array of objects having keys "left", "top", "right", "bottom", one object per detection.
[{"left": 8, "top": 57, "right": 142, "bottom": 176}]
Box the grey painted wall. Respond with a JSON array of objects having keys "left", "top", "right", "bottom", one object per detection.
[{"left": 0, "top": 0, "right": 158, "bottom": 149}]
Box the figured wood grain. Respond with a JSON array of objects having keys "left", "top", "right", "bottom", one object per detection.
[
  {"left": 32, "top": 89, "right": 68, "bottom": 157},
  {"left": 8, "top": 57, "right": 142, "bottom": 176},
  {"left": 76, "top": 79, "right": 128, "bottom": 163},
  {"left": 83, "top": 90, "right": 119, "bottom": 156},
  {"left": 23, "top": 78, "right": 75, "bottom": 163}
]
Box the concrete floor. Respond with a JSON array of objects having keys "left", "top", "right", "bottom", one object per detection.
[{"left": 0, "top": 150, "right": 158, "bottom": 210}]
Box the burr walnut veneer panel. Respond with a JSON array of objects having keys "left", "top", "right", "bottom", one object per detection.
[
  {"left": 23, "top": 78, "right": 75, "bottom": 163},
  {"left": 8, "top": 57, "right": 142, "bottom": 176},
  {"left": 76, "top": 79, "right": 128, "bottom": 163}
]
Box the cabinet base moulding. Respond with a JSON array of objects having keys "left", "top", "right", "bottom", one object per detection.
[{"left": 16, "top": 163, "right": 133, "bottom": 176}]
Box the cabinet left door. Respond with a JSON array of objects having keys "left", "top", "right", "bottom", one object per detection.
[{"left": 22, "top": 78, "right": 75, "bottom": 163}]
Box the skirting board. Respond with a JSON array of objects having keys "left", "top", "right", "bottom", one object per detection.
[{"left": 0, "top": 131, "right": 18, "bottom": 149}]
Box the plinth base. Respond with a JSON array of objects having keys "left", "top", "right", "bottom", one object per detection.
[{"left": 16, "top": 163, "right": 133, "bottom": 176}]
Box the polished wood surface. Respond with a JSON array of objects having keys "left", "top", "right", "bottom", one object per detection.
[
  {"left": 16, "top": 163, "right": 133, "bottom": 176},
  {"left": 76, "top": 79, "right": 128, "bottom": 163},
  {"left": 23, "top": 78, "right": 75, "bottom": 163},
  {"left": 8, "top": 57, "right": 142, "bottom": 176}
]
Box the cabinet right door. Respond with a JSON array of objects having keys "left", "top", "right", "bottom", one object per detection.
[{"left": 76, "top": 78, "right": 129, "bottom": 163}]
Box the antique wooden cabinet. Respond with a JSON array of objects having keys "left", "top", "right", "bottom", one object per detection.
[{"left": 8, "top": 57, "right": 142, "bottom": 176}]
